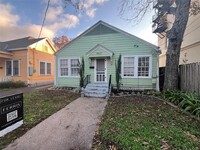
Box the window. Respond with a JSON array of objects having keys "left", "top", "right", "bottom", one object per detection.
[
  {"left": 13, "top": 60, "right": 19, "bottom": 76},
  {"left": 42, "top": 45, "right": 48, "bottom": 53},
  {"left": 6, "top": 60, "right": 20, "bottom": 76},
  {"left": 138, "top": 57, "right": 150, "bottom": 77},
  {"left": 60, "top": 59, "right": 68, "bottom": 76},
  {"left": 40, "top": 62, "right": 45, "bottom": 75},
  {"left": 6, "top": 61, "right": 12, "bottom": 76},
  {"left": 122, "top": 56, "right": 151, "bottom": 78},
  {"left": 123, "top": 57, "right": 134, "bottom": 77},
  {"left": 39, "top": 61, "right": 51, "bottom": 75},
  {"left": 47, "top": 63, "right": 51, "bottom": 75},
  {"left": 71, "top": 59, "right": 79, "bottom": 76},
  {"left": 59, "top": 58, "right": 80, "bottom": 77}
]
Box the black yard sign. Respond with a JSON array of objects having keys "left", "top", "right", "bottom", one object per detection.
[{"left": 0, "top": 93, "right": 23, "bottom": 131}]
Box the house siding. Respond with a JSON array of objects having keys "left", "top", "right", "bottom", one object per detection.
[
  {"left": 0, "top": 38, "right": 55, "bottom": 85},
  {"left": 56, "top": 31, "right": 158, "bottom": 90},
  {"left": 0, "top": 50, "right": 28, "bottom": 82},
  {"left": 28, "top": 48, "right": 54, "bottom": 84}
]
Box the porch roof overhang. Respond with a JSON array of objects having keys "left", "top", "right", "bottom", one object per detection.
[
  {"left": 86, "top": 44, "right": 114, "bottom": 59},
  {"left": 0, "top": 51, "right": 13, "bottom": 59}
]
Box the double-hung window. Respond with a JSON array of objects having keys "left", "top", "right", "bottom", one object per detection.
[
  {"left": 59, "top": 58, "right": 80, "bottom": 77},
  {"left": 122, "top": 56, "right": 151, "bottom": 78},
  {"left": 123, "top": 57, "right": 135, "bottom": 77},
  {"left": 138, "top": 57, "right": 150, "bottom": 77},
  {"left": 60, "top": 59, "right": 68, "bottom": 76},
  {"left": 6, "top": 60, "right": 20, "bottom": 76},
  {"left": 40, "top": 62, "right": 46, "bottom": 75},
  {"left": 39, "top": 61, "right": 51, "bottom": 75}
]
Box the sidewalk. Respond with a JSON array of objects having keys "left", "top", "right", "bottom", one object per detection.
[
  {"left": 4, "top": 97, "right": 107, "bottom": 150},
  {"left": 0, "top": 84, "right": 53, "bottom": 97}
]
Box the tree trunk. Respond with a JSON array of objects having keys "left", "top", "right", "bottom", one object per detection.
[{"left": 164, "top": 0, "right": 191, "bottom": 90}]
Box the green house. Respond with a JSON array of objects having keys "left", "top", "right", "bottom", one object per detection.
[{"left": 55, "top": 21, "right": 160, "bottom": 97}]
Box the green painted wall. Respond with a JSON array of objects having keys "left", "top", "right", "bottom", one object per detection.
[{"left": 55, "top": 25, "right": 159, "bottom": 90}]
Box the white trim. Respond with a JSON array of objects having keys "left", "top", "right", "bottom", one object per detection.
[
  {"left": 156, "top": 54, "right": 160, "bottom": 91},
  {"left": 0, "top": 120, "right": 23, "bottom": 137},
  {"left": 39, "top": 61, "right": 52, "bottom": 76},
  {"left": 94, "top": 58, "right": 107, "bottom": 83},
  {"left": 5, "top": 59, "right": 20, "bottom": 77},
  {"left": 54, "top": 56, "right": 56, "bottom": 86},
  {"left": 86, "top": 44, "right": 113, "bottom": 58},
  {"left": 121, "top": 55, "right": 152, "bottom": 79},
  {"left": 39, "top": 61, "right": 46, "bottom": 76},
  {"left": 0, "top": 51, "right": 13, "bottom": 55},
  {"left": 58, "top": 57, "right": 80, "bottom": 78},
  {"left": 46, "top": 62, "right": 52, "bottom": 75},
  {"left": 27, "top": 50, "right": 29, "bottom": 84},
  {"left": 7, "top": 47, "right": 28, "bottom": 51}
]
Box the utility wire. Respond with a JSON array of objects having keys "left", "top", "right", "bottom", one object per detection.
[{"left": 38, "top": 0, "right": 50, "bottom": 38}]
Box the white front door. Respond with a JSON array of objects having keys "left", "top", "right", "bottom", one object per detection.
[{"left": 95, "top": 58, "right": 107, "bottom": 82}]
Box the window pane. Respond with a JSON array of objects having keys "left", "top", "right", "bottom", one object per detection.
[
  {"left": 60, "top": 59, "right": 68, "bottom": 67},
  {"left": 61, "top": 68, "right": 68, "bottom": 76},
  {"left": 71, "top": 59, "right": 79, "bottom": 67},
  {"left": 6, "top": 61, "right": 12, "bottom": 76},
  {"left": 123, "top": 57, "right": 134, "bottom": 77},
  {"left": 47, "top": 63, "right": 51, "bottom": 75},
  {"left": 40, "top": 62, "right": 45, "bottom": 75},
  {"left": 60, "top": 59, "right": 68, "bottom": 76},
  {"left": 70, "top": 59, "right": 79, "bottom": 76},
  {"left": 13, "top": 60, "right": 19, "bottom": 76},
  {"left": 138, "top": 57, "right": 150, "bottom": 77}
]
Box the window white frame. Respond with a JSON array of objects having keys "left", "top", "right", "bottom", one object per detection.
[
  {"left": 58, "top": 57, "right": 80, "bottom": 78},
  {"left": 5, "top": 60, "right": 20, "bottom": 76},
  {"left": 122, "top": 55, "right": 152, "bottom": 78},
  {"left": 47, "top": 62, "right": 51, "bottom": 75},
  {"left": 94, "top": 58, "right": 107, "bottom": 83},
  {"left": 39, "top": 61, "right": 52, "bottom": 76}
]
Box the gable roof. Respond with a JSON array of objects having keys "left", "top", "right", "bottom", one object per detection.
[
  {"left": 86, "top": 44, "right": 114, "bottom": 58},
  {"left": 0, "top": 36, "right": 44, "bottom": 52},
  {"left": 55, "top": 20, "right": 160, "bottom": 55}
]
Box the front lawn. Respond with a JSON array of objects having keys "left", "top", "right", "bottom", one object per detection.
[
  {"left": 0, "top": 90, "right": 79, "bottom": 149},
  {"left": 93, "top": 96, "right": 200, "bottom": 149}
]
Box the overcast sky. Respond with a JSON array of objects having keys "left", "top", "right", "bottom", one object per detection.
[{"left": 0, "top": 0, "right": 157, "bottom": 45}]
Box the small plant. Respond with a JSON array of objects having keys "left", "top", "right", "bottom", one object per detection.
[
  {"left": 79, "top": 57, "right": 85, "bottom": 88},
  {"left": 0, "top": 80, "right": 26, "bottom": 89},
  {"left": 163, "top": 90, "right": 200, "bottom": 117},
  {"left": 115, "top": 54, "right": 121, "bottom": 92}
]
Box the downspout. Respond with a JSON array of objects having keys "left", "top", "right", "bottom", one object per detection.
[
  {"left": 27, "top": 49, "right": 30, "bottom": 85},
  {"left": 156, "top": 49, "right": 161, "bottom": 91},
  {"left": 54, "top": 55, "right": 56, "bottom": 87}
]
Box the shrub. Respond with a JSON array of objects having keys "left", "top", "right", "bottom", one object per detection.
[
  {"left": 0, "top": 80, "right": 26, "bottom": 89},
  {"left": 163, "top": 90, "right": 200, "bottom": 117}
]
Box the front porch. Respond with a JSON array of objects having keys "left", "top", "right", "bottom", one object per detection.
[{"left": 82, "top": 74, "right": 112, "bottom": 98}]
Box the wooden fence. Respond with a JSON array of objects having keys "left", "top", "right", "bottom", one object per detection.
[{"left": 179, "top": 62, "right": 200, "bottom": 95}]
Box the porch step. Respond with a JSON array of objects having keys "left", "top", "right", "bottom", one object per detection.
[{"left": 84, "top": 83, "right": 109, "bottom": 98}]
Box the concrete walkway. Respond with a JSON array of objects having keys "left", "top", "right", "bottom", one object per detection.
[{"left": 4, "top": 97, "right": 107, "bottom": 150}]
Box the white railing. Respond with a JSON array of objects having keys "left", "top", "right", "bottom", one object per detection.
[
  {"left": 96, "top": 73, "right": 105, "bottom": 82},
  {"left": 0, "top": 76, "right": 12, "bottom": 82}
]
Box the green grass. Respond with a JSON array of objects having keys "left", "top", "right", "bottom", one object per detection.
[
  {"left": 0, "top": 90, "right": 79, "bottom": 149},
  {"left": 92, "top": 96, "right": 200, "bottom": 150}
]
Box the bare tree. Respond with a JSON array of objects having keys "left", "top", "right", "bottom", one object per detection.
[
  {"left": 119, "top": 0, "right": 200, "bottom": 90},
  {"left": 53, "top": 35, "right": 70, "bottom": 50}
]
